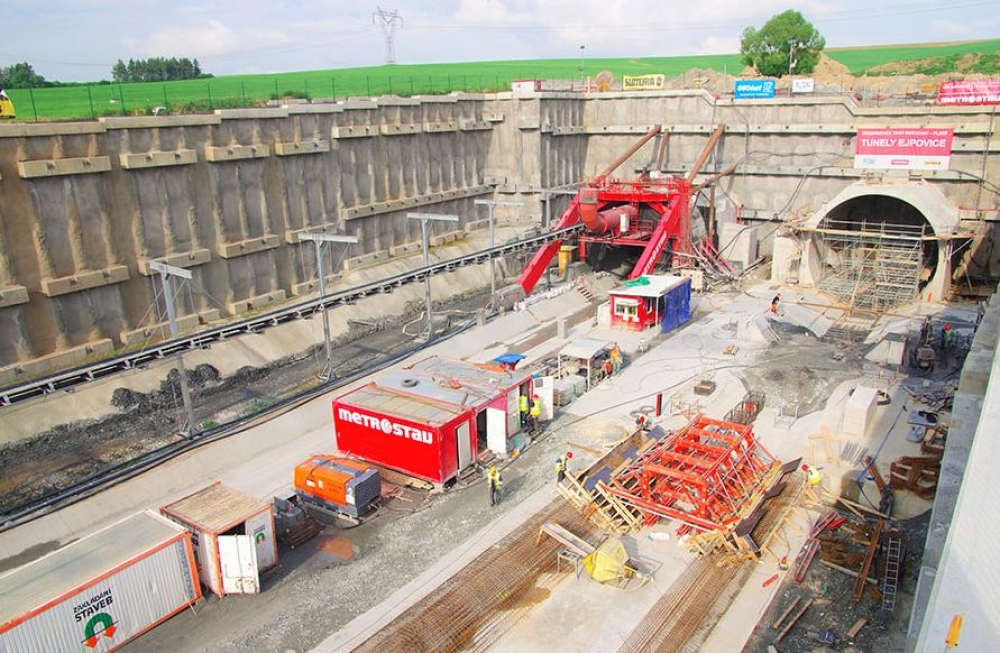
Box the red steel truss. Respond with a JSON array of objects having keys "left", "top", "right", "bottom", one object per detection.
[
  {"left": 602, "top": 415, "right": 780, "bottom": 533},
  {"left": 516, "top": 177, "right": 692, "bottom": 295}
]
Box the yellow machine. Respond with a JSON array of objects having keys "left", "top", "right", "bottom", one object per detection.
[{"left": 0, "top": 90, "right": 15, "bottom": 119}]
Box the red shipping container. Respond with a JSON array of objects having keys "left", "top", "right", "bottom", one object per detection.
[{"left": 333, "top": 383, "right": 476, "bottom": 486}]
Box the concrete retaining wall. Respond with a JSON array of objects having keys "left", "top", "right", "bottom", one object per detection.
[{"left": 0, "top": 91, "right": 997, "bottom": 380}]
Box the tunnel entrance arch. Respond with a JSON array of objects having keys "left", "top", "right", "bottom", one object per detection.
[{"left": 800, "top": 182, "right": 960, "bottom": 310}]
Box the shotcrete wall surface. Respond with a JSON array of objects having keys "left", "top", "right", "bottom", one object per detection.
[{"left": 0, "top": 91, "right": 997, "bottom": 382}]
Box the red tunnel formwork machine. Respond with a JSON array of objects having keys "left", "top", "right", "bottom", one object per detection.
[
  {"left": 601, "top": 415, "right": 781, "bottom": 544},
  {"left": 516, "top": 124, "right": 728, "bottom": 297}
]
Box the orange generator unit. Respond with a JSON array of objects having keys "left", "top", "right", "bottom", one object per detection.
[{"left": 293, "top": 455, "right": 381, "bottom": 519}]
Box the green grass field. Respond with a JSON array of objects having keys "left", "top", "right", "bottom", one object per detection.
[{"left": 4, "top": 39, "right": 999, "bottom": 121}]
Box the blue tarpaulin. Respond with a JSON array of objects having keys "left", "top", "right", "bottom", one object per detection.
[
  {"left": 661, "top": 277, "right": 692, "bottom": 333},
  {"left": 492, "top": 353, "right": 526, "bottom": 365}
]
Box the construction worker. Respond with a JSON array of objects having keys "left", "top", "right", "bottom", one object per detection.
[
  {"left": 602, "top": 357, "right": 613, "bottom": 380},
  {"left": 555, "top": 457, "right": 567, "bottom": 484},
  {"left": 771, "top": 293, "right": 780, "bottom": 315},
  {"left": 487, "top": 466, "right": 503, "bottom": 506},
  {"left": 519, "top": 393, "right": 530, "bottom": 429},
  {"left": 530, "top": 394, "right": 542, "bottom": 430},
  {"left": 942, "top": 323, "right": 954, "bottom": 350},
  {"left": 610, "top": 345, "right": 623, "bottom": 375},
  {"left": 802, "top": 463, "right": 823, "bottom": 487}
]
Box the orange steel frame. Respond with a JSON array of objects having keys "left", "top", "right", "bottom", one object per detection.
[{"left": 601, "top": 415, "right": 779, "bottom": 532}]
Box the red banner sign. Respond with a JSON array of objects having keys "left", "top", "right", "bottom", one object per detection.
[
  {"left": 854, "top": 127, "right": 954, "bottom": 171},
  {"left": 937, "top": 79, "right": 1000, "bottom": 106}
]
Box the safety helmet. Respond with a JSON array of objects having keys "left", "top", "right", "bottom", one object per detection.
[{"left": 533, "top": 394, "right": 539, "bottom": 399}]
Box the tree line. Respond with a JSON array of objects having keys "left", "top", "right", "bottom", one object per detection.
[{"left": 112, "top": 57, "right": 211, "bottom": 83}]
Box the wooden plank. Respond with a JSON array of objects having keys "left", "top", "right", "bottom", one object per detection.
[
  {"left": 538, "top": 522, "right": 596, "bottom": 557},
  {"left": 847, "top": 618, "right": 868, "bottom": 638},
  {"left": 820, "top": 559, "right": 877, "bottom": 584},
  {"left": 854, "top": 518, "right": 884, "bottom": 601},
  {"left": 772, "top": 596, "right": 801, "bottom": 630},
  {"left": 775, "top": 598, "right": 813, "bottom": 643}
]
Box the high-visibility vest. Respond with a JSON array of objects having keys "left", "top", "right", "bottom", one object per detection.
[
  {"left": 531, "top": 399, "right": 541, "bottom": 418},
  {"left": 555, "top": 458, "right": 566, "bottom": 473},
  {"left": 806, "top": 467, "right": 822, "bottom": 486},
  {"left": 519, "top": 395, "right": 529, "bottom": 412}
]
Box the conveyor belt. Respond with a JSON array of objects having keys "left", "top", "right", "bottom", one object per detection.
[{"left": 0, "top": 225, "right": 583, "bottom": 409}]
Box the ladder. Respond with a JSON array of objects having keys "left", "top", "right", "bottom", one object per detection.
[{"left": 881, "top": 535, "right": 903, "bottom": 611}]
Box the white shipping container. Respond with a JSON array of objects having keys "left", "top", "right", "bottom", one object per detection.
[
  {"left": 0, "top": 510, "right": 201, "bottom": 653},
  {"left": 161, "top": 481, "right": 278, "bottom": 598}
]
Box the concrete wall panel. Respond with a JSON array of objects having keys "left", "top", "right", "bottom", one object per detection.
[{"left": 0, "top": 93, "right": 997, "bottom": 375}]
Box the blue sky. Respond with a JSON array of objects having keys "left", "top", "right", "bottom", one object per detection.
[{"left": 3, "top": 0, "right": 998, "bottom": 82}]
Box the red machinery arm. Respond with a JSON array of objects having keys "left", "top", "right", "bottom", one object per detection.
[{"left": 515, "top": 194, "right": 582, "bottom": 295}]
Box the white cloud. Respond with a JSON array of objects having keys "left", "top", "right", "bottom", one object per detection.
[
  {"left": 124, "top": 20, "right": 289, "bottom": 59},
  {"left": 698, "top": 36, "right": 741, "bottom": 56}
]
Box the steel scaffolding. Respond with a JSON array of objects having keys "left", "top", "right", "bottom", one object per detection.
[{"left": 813, "top": 219, "right": 926, "bottom": 312}]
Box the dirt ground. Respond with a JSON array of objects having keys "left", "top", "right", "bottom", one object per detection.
[
  {"left": 744, "top": 509, "right": 930, "bottom": 653},
  {"left": 0, "top": 290, "right": 492, "bottom": 518}
]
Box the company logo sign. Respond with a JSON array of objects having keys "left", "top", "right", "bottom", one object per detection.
[
  {"left": 338, "top": 407, "right": 434, "bottom": 444},
  {"left": 734, "top": 79, "right": 776, "bottom": 99},
  {"left": 623, "top": 74, "right": 665, "bottom": 90},
  {"left": 937, "top": 80, "right": 1000, "bottom": 106},
  {"left": 74, "top": 587, "right": 118, "bottom": 648},
  {"left": 854, "top": 127, "right": 954, "bottom": 171},
  {"left": 791, "top": 78, "right": 815, "bottom": 94}
]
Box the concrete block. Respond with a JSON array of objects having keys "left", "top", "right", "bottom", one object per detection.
[
  {"left": 100, "top": 115, "right": 221, "bottom": 129},
  {"left": 0, "top": 339, "right": 115, "bottom": 388},
  {"left": 422, "top": 122, "right": 458, "bottom": 133},
  {"left": 214, "top": 107, "right": 290, "bottom": 120},
  {"left": 0, "top": 123, "right": 106, "bottom": 139},
  {"left": 459, "top": 119, "right": 491, "bottom": 131},
  {"left": 342, "top": 185, "right": 491, "bottom": 221},
  {"left": 465, "top": 219, "right": 489, "bottom": 232},
  {"left": 274, "top": 139, "right": 330, "bottom": 156},
  {"left": 40, "top": 265, "right": 130, "bottom": 297},
  {"left": 284, "top": 225, "right": 351, "bottom": 245},
  {"left": 389, "top": 242, "right": 422, "bottom": 258},
  {"left": 286, "top": 103, "right": 344, "bottom": 115},
  {"left": 376, "top": 96, "right": 420, "bottom": 106},
  {"left": 204, "top": 144, "right": 270, "bottom": 162},
  {"left": 137, "top": 249, "right": 213, "bottom": 275},
  {"left": 119, "top": 149, "right": 198, "bottom": 170},
  {"left": 486, "top": 113, "right": 505, "bottom": 122},
  {"left": 0, "top": 285, "right": 29, "bottom": 309},
  {"left": 341, "top": 99, "right": 378, "bottom": 109},
  {"left": 18, "top": 156, "right": 112, "bottom": 178},
  {"left": 119, "top": 313, "right": 202, "bottom": 348},
  {"left": 551, "top": 126, "right": 585, "bottom": 136},
  {"left": 843, "top": 386, "right": 879, "bottom": 437},
  {"left": 292, "top": 275, "right": 341, "bottom": 296},
  {"left": 216, "top": 235, "right": 281, "bottom": 259},
  {"left": 518, "top": 122, "right": 540, "bottom": 131},
  {"left": 331, "top": 125, "right": 377, "bottom": 139},
  {"left": 344, "top": 249, "right": 390, "bottom": 271},
  {"left": 411, "top": 95, "right": 458, "bottom": 104},
  {"left": 228, "top": 290, "right": 287, "bottom": 315},
  {"left": 379, "top": 123, "right": 422, "bottom": 136}
]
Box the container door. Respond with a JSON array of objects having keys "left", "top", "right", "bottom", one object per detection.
[
  {"left": 218, "top": 535, "right": 260, "bottom": 594},
  {"left": 456, "top": 420, "right": 473, "bottom": 471},
  {"left": 486, "top": 407, "right": 507, "bottom": 453}
]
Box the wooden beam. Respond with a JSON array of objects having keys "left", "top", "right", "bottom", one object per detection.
[
  {"left": 775, "top": 598, "right": 813, "bottom": 644},
  {"left": 596, "top": 124, "right": 662, "bottom": 181},
  {"left": 854, "top": 518, "right": 884, "bottom": 601},
  {"left": 686, "top": 124, "right": 727, "bottom": 183}
]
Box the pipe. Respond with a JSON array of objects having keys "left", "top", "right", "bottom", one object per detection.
[{"left": 579, "top": 195, "right": 638, "bottom": 236}]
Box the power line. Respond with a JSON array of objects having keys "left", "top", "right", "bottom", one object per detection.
[{"left": 373, "top": 7, "right": 403, "bottom": 65}]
